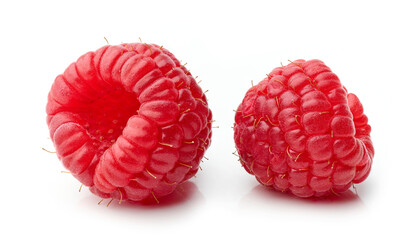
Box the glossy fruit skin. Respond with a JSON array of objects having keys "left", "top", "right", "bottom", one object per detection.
[
  {"left": 234, "top": 59, "right": 374, "bottom": 197},
  {"left": 46, "top": 43, "right": 212, "bottom": 202}
]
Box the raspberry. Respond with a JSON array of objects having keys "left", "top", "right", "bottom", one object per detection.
[
  {"left": 46, "top": 43, "right": 212, "bottom": 203},
  {"left": 233, "top": 59, "right": 374, "bottom": 197}
]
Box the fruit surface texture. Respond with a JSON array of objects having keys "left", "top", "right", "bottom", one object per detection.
[
  {"left": 46, "top": 43, "right": 212, "bottom": 202},
  {"left": 233, "top": 59, "right": 374, "bottom": 197}
]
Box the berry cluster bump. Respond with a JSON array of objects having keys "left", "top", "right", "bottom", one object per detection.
[
  {"left": 233, "top": 60, "right": 374, "bottom": 197},
  {"left": 46, "top": 43, "right": 212, "bottom": 203}
]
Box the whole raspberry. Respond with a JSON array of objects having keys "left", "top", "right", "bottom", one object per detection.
[
  {"left": 46, "top": 43, "right": 212, "bottom": 203},
  {"left": 233, "top": 59, "right": 374, "bottom": 197}
]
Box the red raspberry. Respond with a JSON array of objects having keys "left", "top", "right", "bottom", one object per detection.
[
  {"left": 233, "top": 59, "right": 374, "bottom": 197},
  {"left": 46, "top": 43, "right": 212, "bottom": 203}
]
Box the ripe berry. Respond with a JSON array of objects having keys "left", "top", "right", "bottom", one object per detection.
[
  {"left": 233, "top": 60, "right": 374, "bottom": 197},
  {"left": 47, "top": 43, "right": 212, "bottom": 203}
]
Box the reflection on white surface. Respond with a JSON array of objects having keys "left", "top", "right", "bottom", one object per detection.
[
  {"left": 76, "top": 181, "right": 205, "bottom": 224},
  {"left": 239, "top": 184, "right": 365, "bottom": 215}
]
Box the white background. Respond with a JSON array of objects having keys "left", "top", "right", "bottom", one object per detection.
[{"left": 1, "top": 0, "right": 416, "bottom": 239}]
